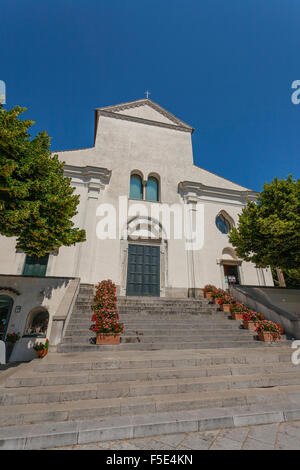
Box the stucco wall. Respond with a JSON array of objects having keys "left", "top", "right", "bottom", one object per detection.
[{"left": 0, "top": 275, "right": 78, "bottom": 362}]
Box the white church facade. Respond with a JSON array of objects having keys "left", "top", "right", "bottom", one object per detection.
[{"left": 0, "top": 98, "right": 273, "bottom": 299}]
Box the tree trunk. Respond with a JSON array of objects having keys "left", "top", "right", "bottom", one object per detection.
[{"left": 276, "top": 268, "right": 286, "bottom": 287}]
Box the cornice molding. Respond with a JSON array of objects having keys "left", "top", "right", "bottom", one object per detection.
[
  {"left": 97, "top": 98, "right": 193, "bottom": 128},
  {"left": 64, "top": 165, "right": 111, "bottom": 186},
  {"left": 97, "top": 109, "right": 193, "bottom": 133},
  {"left": 178, "top": 180, "right": 258, "bottom": 204},
  {"left": 95, "top": 98, "right": 194, "bottom": 134}
]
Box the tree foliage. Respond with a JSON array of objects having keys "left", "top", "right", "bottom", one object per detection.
[
  {"left": 0, "top": 105, "right": 85, "bottom": 256},
  {"left": 271, "top": 267, "right": 300, "bottom": 288},
  {"left": 229, "top": 176, "right": 300, "bottom": 270}
]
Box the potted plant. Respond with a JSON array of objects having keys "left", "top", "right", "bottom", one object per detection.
[
  {"left": 211, "top": 288, "right": 225, "bottom": 305},
  {"left": 33, "top": 339, "right": 49, "bottom": 358},
  {"left": 90, "top": 280, "right": 124, "bottom": 345},
  {"left": 5, "top": 332, "right": 21, "bottom": 362},
  {"left": 242, "top": 311, "right": 264, "bottom": 330},
  {"left": 203, "top": 285, "right": 217, "bottom": 301},
  {"left": 218, "top": 294, "right": 236, "bottom": 312},
  {"left": 230, "top": 302, "right": 250, "bottom": 321},
  {"left": 255, "top": 321, "right": 283, "bottom": 342}
]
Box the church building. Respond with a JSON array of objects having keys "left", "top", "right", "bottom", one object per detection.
[{"left": 0, "top": 98, "right": 273, "bottom": 299}]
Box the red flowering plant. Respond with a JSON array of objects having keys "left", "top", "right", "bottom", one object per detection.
[
  {"left": 211, "top": 288, "right": 225, "bottom": 300},
  {"left": 255, "top": 321, "right": 283, "bottom": 335},
  {"left": 5, "top": 332, "right": 21, "bottom": 343},
  {"left": 33, "top": 339, "right": 49, "bottom": 351},
  {"left": 210, "top": 289, "right": 235, "bottom": 306},
  {"left": 230, "top": 302, "right": 250, "bottom": 313},
  {"left": 90, "top": 280, "right": 124, "bottom": 335},
  {"left": 242, "top": 311, "right": 264, "bottom": 322},
  {"left": 217, "top": 294, "right": 236, "bottom": 306}
]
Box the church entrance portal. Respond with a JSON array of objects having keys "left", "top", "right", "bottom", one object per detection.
[
  {"left": 223, "top": 264, "right": 240, "bottom": 290},
  {"left": 126, "top": 244, "right": 160, "bottom": 297}
]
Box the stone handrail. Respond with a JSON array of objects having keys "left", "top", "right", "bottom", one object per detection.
[{"left": 49, "top": 278, "right": 80, "bottom": 347}]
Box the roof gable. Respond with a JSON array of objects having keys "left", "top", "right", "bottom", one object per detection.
[{"left": 95, "top": 99, "right": 194, "bottom": 134}]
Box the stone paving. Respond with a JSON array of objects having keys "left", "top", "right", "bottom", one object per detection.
[{"left": 52, "top": 420, "right": 300, "bottom": 450}]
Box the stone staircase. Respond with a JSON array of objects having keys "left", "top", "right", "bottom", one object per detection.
[
  {"left": 0, "top": 284, "right": 299, "bottom": 449},
  {"left": 58, "top": 285, "right": 288, "bottom": 352}
]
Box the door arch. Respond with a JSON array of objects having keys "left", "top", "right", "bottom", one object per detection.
[{"left": 0, "top": 295, "right": 14, "bottom": 341}]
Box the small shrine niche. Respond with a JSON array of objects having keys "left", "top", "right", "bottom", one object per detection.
[{"left": 24, "top": 308, "right": 49, "bottom": 337}]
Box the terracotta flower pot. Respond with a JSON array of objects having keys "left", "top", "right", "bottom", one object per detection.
[
  {"left": 243, "top": 320, "right": 260, "bottom": 330},
  {"left": 231, "top": 312, "right": 244, "bottom": 321},
  {"left": 96, "top": 333, "right": 121, "bottom": 345},
  {"left": 206, "top": 292, "right": 213, "bottom": 301},
  {"left": 258, "top": 331, "right": 281, "bottom": 342},
  {"left": 221, "top": 304, "right": 231, "bottom": 313},
  {"left": 37, "top": 350, "right": 48, "bottom": 358}
]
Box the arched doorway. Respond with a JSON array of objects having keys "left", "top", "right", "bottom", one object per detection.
[
  {"left": 120, "top": 216, "right": 168, "bottom": 297},
  {"left": 0, "top": 295, "right": 14, "bottom": 341},
  {"left": 221, "top": 248, "right": 241, "bottom": 290}
]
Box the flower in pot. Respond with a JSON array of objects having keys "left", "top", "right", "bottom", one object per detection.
[
  {"left": 211, "top": 288, "right": 226, "bottom": 306},
  {"left": 203, "top": 285, "right": 217, "bottom": 301},
  {"left": 33, "top": 339, "right": 49, "bottom": 358},
  {"left": 218, "top": 294, "right": 236, "bottom": 312},
  {"left": 91, "top": 280, "right": 124, "bottom": 345},
  {"left": 5, "top": 332, "right": 21, "bottom": 362},
  {"left": 242, "top": 311, "right": 264, "bottom": 330},
  {"left": 255, "top": 321, "right": 283, "bottom": 342},
  {"left": 230, "top": 303, "right": 250, "bottom": 321}
]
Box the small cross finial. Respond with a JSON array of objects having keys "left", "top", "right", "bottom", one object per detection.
[{"left": 145, "top": 90, "right": 151, "bottom": 99}]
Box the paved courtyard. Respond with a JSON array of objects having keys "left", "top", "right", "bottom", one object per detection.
[{"left": 53, "top": 420, "right": 300, "bottom": 450}]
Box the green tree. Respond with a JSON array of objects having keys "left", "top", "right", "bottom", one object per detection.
[
  {"left": 229, "top": 176, "right": 300, "bottom": 274},
  {"left": 0, "top": 105, "right": 85, "bottom": 256},
  {"left": 271, "top": 267, "right": 300, "bottom": 289}
]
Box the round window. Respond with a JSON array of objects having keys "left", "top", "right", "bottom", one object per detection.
[{"left": 216, "top": 215, "right": 231, "bottom": 234}]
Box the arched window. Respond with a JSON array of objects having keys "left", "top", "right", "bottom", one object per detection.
[
  {"left": 146, "top": 176, "right": 159, "bottom": 202},
  {"left": 130, "top": 174, "right": 143, "bottom": 200},
  {"left": 216, "top": 214, "right": 231, "bottom": 234}
]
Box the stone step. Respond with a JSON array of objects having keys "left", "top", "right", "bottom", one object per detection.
[
  {"left": 32, "top": 348, "right": 293, "bottom": 373},
  {"left": 3, "top": 362, "right": 298, "bottom": 390},
  {"left": 1, "top": 382, "right": 300, "bottom": 428},
  {"left": 72, "top": 310, "right": 225, "bottom": 316},
  {"left": 65, "top": 328, "right": 254, "bottom": 337},
  {"left": 1, "top": 401, "right": 300, "bottom": 449},
  {"left": 2, "top": 371, "right": 300, "bottom": 407},
  {"left": 73, "top": 308, "right": 219, "bottom": 314},
  {"left": 62, "top": 332, "right": 257, "bottom": 344},
  {"left": 74, "top": 309, "right": 217, "bottom": 316},
  {"left": 57, "top": 340, "right": 290, "bottom": 353},
  {"left": 66, "top": 323, "right": 243, "bottom": 331}
]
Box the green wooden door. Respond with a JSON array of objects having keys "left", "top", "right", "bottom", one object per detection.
[
  {"left": 126, "top": 244, "right": 160, "bottom": 297},
  {"left": 0, "top": 295, "right": 13, "bottom": 341},
  {"left": 23, "top": 254, "right": 49, "bottom": 277}
]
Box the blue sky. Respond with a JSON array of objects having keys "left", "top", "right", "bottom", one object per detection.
[{"left": 1, "top": 0, "right": 299, "bottom": 191}]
